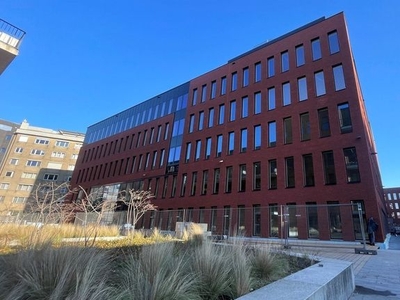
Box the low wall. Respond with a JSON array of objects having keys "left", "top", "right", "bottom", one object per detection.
[{"left": 237, "top": 258, "right": 354, "bottom": 300}]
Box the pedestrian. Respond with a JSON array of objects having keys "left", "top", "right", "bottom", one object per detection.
[{"left": 367, "top": 217, "right": 378, "bottom": 246}]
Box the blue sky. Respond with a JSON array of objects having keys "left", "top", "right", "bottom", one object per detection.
[{"left": 1, "top": 1, "right": 399, "bottom": 187}]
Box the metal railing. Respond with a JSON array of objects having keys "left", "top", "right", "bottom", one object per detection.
[{"left": 0, "top": 18, "right": 26, "bottom": 49}]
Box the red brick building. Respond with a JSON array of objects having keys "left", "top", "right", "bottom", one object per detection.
[
  {"left": 384, "top": 188, "right": 400, "bottom": 233},
  {"left": 71, "top": 12, "right": 387, "bottom": 242}
]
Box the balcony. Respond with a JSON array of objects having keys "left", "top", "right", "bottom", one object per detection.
[{"left": 0, "top": 18, "right": 26, "bottom": 75}]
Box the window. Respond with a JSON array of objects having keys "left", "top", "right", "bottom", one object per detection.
[
  {"left": 51, "top": 151, "right": 65, "bottom": 158},
  {"left": 267, "top": 57, "right": 275, "bottom": 77},
  {"left": 255, "top": 62, "right": 261, "bottom": 82},
  {"left": 216, "top": 135, "right": 223, "bottom": 157},
  {"left": 208, "top": 108, "right": 214, "bottom": 128},
  {"left": 213, "top": 168, "right": 220, "bottom": 194},
  {"left": 285, "top": 157, "right": 295, "bottom": 188},
  {"left": 344, "top": 147, "right": 360, "bottom": 183},
  {"left": 35, "top": 138, "right": 49, "bottom": 145},
  {"left": 44, "top": 174, "right": 58, "bottom": 181},
  {"left": 228, "top": 132, "right": 235, "bottom": 155},
  {"left": 191, "top": 172, "right": 197, "bottom": 196},
  {"left": 211, "top": 81, "right": 217, "bottom": 99},
  {"left": 15, "top": 147, "right": 23, "bottom": 153},
  {"left": 240, "top": 128, "right": 248, "bottom": 152},
  {"left": 221, "top": 76, "right": 227, "bottom": 95},
  {"left": 189, "top": 114, "right": 195, "bottom": 133},
  {"left": 12, "top": 197, "right": 26, "bottom": 204},
  {"left": 314, "top": 71, "right": 326, "bottom": 96},
  {"left": 303, "top": 154, "right": 315, "bottom": 186},
  {"left": 307, "top": 202, "right": 319, "bottom": 238},
  {"left": 198, "top": 111, "right": 204, "bottom": 130},
  {"left": 253, "top": 205, "right": 261, "bottom": 236},
  {"left": 237, "top": 205, "right": 246, "bottom": 234},
  {"left": 218, "top": 104, "right": 225, "bottom": 125},
  {"left": 231, "top": 72, "right": 237, "bottom": 91},
  {"left": 225, "top": 166, "right": 233, "bottom": 192},
  {"left": 31, "top": 149, "right": 45, "bottom": 156},
  {"left": 201, "top": 84, "right": 207, "bottom": 102},
  {"left": 180, "top": 174, "right": 187, "bottom": 196},
  {"left": 0, "top": 183, "right": 9, "bottom": 190},
  {"left": 241, "top": 96, "right": 248, "bottom": 118},
  {"left": 229, "top": 100, "right": 236, "bottom": 121},
  {"left": 333, "top": 64, "right": 345, "bottom": 91},
  {"left": 283, "top": 117, "right": 292, "bottom": 144},
  {"left": 195, "top": 140, "right": 201, "bottom": 161},
  {"left": 26, "top": 160, "right": 41, "bottom": 167},
  {"left": 192, "top": 88, "right": 198, "bottom": 106},
  {"left": 71, "top": 154, "right": 78, "bottom": 159},
  {"left": 254, "top": 125, "right": 261, "bottom": 150},
  {"left": 297, "top": 77, "right": 308, "bottom": 101},
  {"left": 269, "top": 204, "right": 279, "bottom": 237},
  {"left": 19, "top": 136, "right": 28, "bottom": 142},
  {"left": 17, "top": 184, "right": 33, "bottom": 191},
  {"left": 296, "top": 45, "right": 305, "bottom": 66},
  {"left": 56, "top": 141, "right": 69, "bottom": 147},
  {"left": 164, "top": 123, "right": 170, "bottom": 140},
  {"left": 0, "top": 147, "right": 5, "bottom": 154},
  {"left": 201, "top": 170, "right": 208, "bottom": 195},
  {"left": 318, "top": 108, "right": 331, "bottom": 137},
  {"left": 242, "top": 67, "right": 249, "bottom": 87},
  {"left": 311, "top": 38, "right": 321, "bottom": 60},
  {"left": 239, "top": 164, "right": 246, "bottom": 192},
  {"left": 160, "top": 149, "right": 165, "bottom": 167},
  {"left": 300, "top": 113, "right": 311, "bottom": 141},
  {"left": 268, "top": 121, "right": 276, "bottom": 147},
  {"left": 162, "top": 177, "right": 168, "bottom": 198},
  {"left": 253, "top": 162, "right": 261, "bottom": 190},
  {"left": 254, "top": 92, "right": 261, "bottom": 114},
  {"left": 328, "top": 31, "right": 340, "bottom": 54},
  {"left": 10, "top": 158, "right": 18, "bottom": 165},
  {"left": 281, "top": 51, "right": 289, "bottom": 72},
  {"left": 269, "top": 159, "right": 277, "bottom": 189},
  {"left": 205, "top": 137, "right": 212, "bottom": 159},
  {"left": 282, "top": 82, "right": 291, "bottom": 106},
  {"left": 322, "top": 151, "right": 336, "bottom": 185},
  {"left": 338, "top": 103, "right": 352, "bottom": 133},
  {"left": 152, "top": 151, "right": 157, "bottom": 169},
  {"left": 185, "top": 143, "right": 191, "bottom": 163},
  {"left": 5, "top": 171, "right": 14, "bottom": 177},
  {"left": 268, "top": 87, "right": 276, "bottom": 110}
]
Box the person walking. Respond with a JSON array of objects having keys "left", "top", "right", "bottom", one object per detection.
[{"left": 367, "top": 217, "right": 378, "bottom": 246}]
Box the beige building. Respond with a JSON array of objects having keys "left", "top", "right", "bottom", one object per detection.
[
  {"left": 0, "top": 18, "right": 25, "bottom": 75},
  {"left": 0, "top": 120, "right": 85, "bottom": 219}
]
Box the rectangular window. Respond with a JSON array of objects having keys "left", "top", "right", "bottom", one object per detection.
[
  {"left": 201, "top": 84, "right": 207, "bottom": 102},
  {"left": 268, "top": 87, "right": 276, "bottom": 110},
  {"left": 303, "top": 154, "right": 315, "bottom": 186},
  {"left": 180, "top": 174, "right": 187, "bottom": 196},
  {"left": 191, "top": 172, "right": 197, "bottom": 196},
  {"left": 237, "top": 205, "right": 246, "bottom": 234},
  {"left": 283, "top": 117, "right": 292, "bottom": 144},
  {"left": 44, "top": 173, "right": 58, "bottom": 181},
  {"left": 12, "top": 197, "right": 26, "bottom": 204},
  {"left": 56, "top": 141, "right": 69, "bottom": 147},
  {"left": 333, "top": 64, "right": 346, "bottom": 91},
  {"left": 253, "top": 162, "right": 261, "bottom": 190},
  {"left": 198, "top": 111, "right": 204, "bottom": 130},
  {"left": 239, "top": 164, "right": 246, "bottom": 192},
  {"left": 242, "top": 96, "right": 248, "bottom": 118},
  {"left": 328, "top": 31, "right": 340, "bottom": 54},
  {"left": 185, "top": 142, "right": 191, "bottom": 163},
  {"left": 164, "top": 123, "right": 169, "bottom": 140},
  {"left": 268, "top": 121, "right": 276, "bottom": 147},
  {"left": 201, "top": 170, "right": 208, "bottom": 195},
  {"left": 314, "top": 71, "right": 326, "bottom": 96},
  {"left": 281, "top": 51, "right": 289, "bottom": 72},
  {"left": 311, "top": 38, "right": 322, "bottom": 60},
  {"left": 22, "top": 172, "right": 37, "bottom": 179},
  {"left": 285, "top": 157, "right": 295, "bottom": 188},
  {"left": 255, "top": 62, "right": 261, "bottom": 82},
  {"left": 160, "top": 149, "right": 165, "bottom": 167},
  {"left": 344, "top": 147, "right": 360, "bottom": 183},
  {"left": 195, "top": 140, "right": 201, "bottom": 161},
  {"left": 225, "top": 166, "right": 233, "bottom": 193},
  {"left": 189, "top": 114, "right": 195, "bottom": 133},
  {"left": 300, "top": 113, "right": 311, "bottom": 141},
  {"left": 31, "top": 149, "right": 45, "bottom": 156},
  {"left": 205, "top": 137, "right": 212, "bottom": 159},
  {"left": 218, "top": 104, "right": 225, "bottom": 125},
  {"left": 267, "top": 57, "right": 275, "bottom": 77},
  {"left": 208, "top": 108, "right": 215, "bottom": 128},
  {"left": 254, "top": 92, "right": 261, "bottom": 114},
  {"left": 5, "top": 171, "right": 14, "bottom": 177},
  {"left": 0, "top": 183, "right": 9, "bottom": 190},
  {"left": 211, "top": 81, "right": 217, "bottom": 99},
  {"left": 17, "top": 184, "right": 33, "bottom": 191},
  {"left": 229, "top": 100, "right": 236, "bottom": 121},
  {"left": 213, "top": 168, "right": 220, "bottom": 194},
  {"left": 295, "top": 44, "right": 305, "bottom": 66},
  {"left": 307, "top": 203, "right": 319, "bottom": 238},
  {"left": 231, "top": 72, "right": 237, "bottom": 91},
  {"left": 35, "top": 138, "right": 49, "bottom": 145},
  {"left": 282, "top": 82, "right": 291, "bottom": 106},
  {"left": 216, "top": 135, "right": 223, "bottom": 157},
  {"left": 328, "top": 201, "right": 342, "bottom": 239},
  {"left": 221, "top": 76, "right": 227, "bottom": 95},
  {"left": 192, "top": 88, "right": 198, "bottom": 106},
  {"left": 338, "top": 103, "right": 352, "bottom": 133},
  {"left": 297, "top": 77, "right": 308, "bottom": 101},
  {"left": 269, "top": 159, "right": 277, "bottom": 189},
  {"left": 26, "top": 160, "right": 41, "bottom": 167},
  {"left": 269, "top": 204, "right": 279, "bottom": 237},
  {"left": 228, "top": 132, "right": 234, "bottom": 155},
  {"left": 254, "top": 125, "right": 261, "bottom": 150},
  {"left": 152, "top": 151, "right": 157, "bottom": 169},
  {"left": 253, "top": 205, "right": 261, "bottom": 236},
  {"left": 240, "top": 128, "right": 248, "bottom": 152},
  {"left": 242, "top": 67, "right": 249, "bottom": 87},
  {"left": 318, "top": 108, "right": 331, "bottom": 137},
  {"left": 322, "top": 151, "right": 337, "bottom": 185},
  {"left": 162, "top": 177, "right": 168, "bottom": 198},
  {"left": 15, "top": 147, "right": 23, "bottom": 153}
]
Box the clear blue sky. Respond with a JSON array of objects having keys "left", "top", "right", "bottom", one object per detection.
[{"left": 1, "top": 1, "right": 399, "bottom": 187}]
